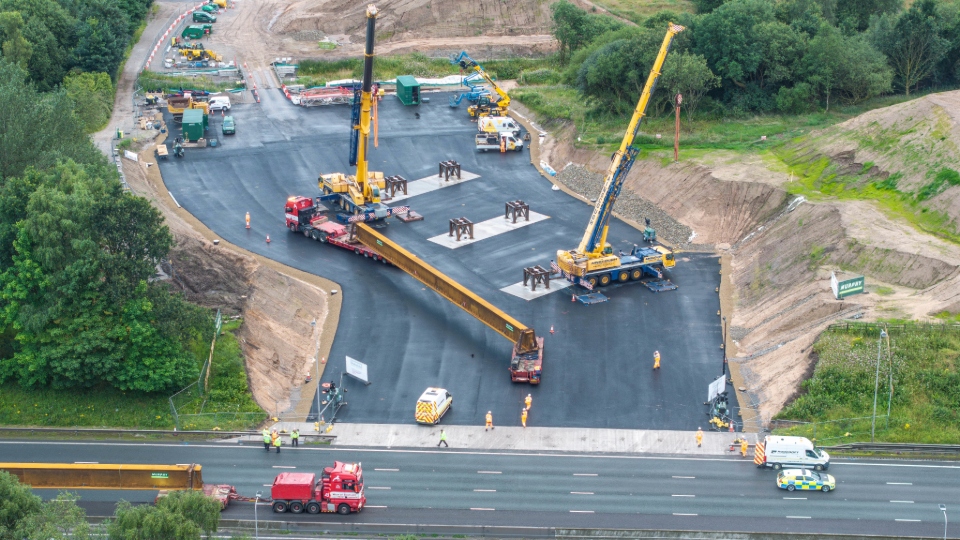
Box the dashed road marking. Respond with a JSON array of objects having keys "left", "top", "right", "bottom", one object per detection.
[
  {"left": 478, "top": 471, "right": 502, "bottom": 474},
  {"left": 570, "top": 510, "right": 594, "bottom": 513},
  {"left": 474, "top": 489, "right": 496, "bottom": 492},
  {"left": 272, "top": 466, "right": 296, "bottom": 469},
  {"left": 890, "top": 500, "right": 914, "bottom": 503},
  {"left": 786, "top": 516, "right": 812, "bottom": 519},
  {"left": 673, "top": 513, "right": 697, "bottom": 516},
  {"left": 574, "top": 473, "right": 598, "bottom": 477},
  {"left": 570, "top": 492, "right": 594, "bottom": 495},
  {"left": 366, "top": 505, "right": 388, "bottom": 508},
  {"left": 367, "top": 486, "right": 391, "bottom": 490},
  {"left": 895, "top": 519, "right": 921, "bottom": 522},
  {"left": 783, "top": 497, "right": 807, "bottom": 500},
  {"left": 672, "top": 494, "right": 695, "bottom": 497},
  {"left": 887, "top": 482, "right": 912, "bottom": 485},
  {"left": 375, "top": 468, "right": 399, "bottom": 472},
  {"left": 672, "top": 476, "right": 695, "bottom": 479},
  {"left": 470, "top": 508, "right": 495, "bottom": 511}
]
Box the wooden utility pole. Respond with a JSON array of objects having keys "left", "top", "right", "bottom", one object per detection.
[{"left": 674, "top": 93, "right": 682, "bottom": 163}]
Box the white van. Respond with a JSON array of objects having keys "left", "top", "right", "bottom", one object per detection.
[
  {"left": 414, "top": 387, "right": 452, "bottom": 424},
  {"left": 478, "top": 116, "right": 521, "bottom": 137},
  {"left": 208, "top": 95, "right": 231, "bottom": 111},
  {"left": 755, "top": 435, "right": 830, "bottom": 471}
]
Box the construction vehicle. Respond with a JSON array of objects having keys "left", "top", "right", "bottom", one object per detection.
[
  {"left": 270, "top": 462, "right": 365, "bottom": 515},
  {"left": 353, "top": 223, "right": 543, "bottom": 384},
  {"left": 284, "top": 195, "right": 395, "bottom": 263},
  {"left": 476, "top": 132, "right": 523, "bottom": 152},
  {"left": 172, "top": 137, "right": 184, "bottom": 158},
  {"left": 209, "top": 0, "right": 227, "bottom": 8},
  {"left": 179, "top": 47, "right": 222, "bottom": 62},
  {"left": 555, "top": 23, "right": 684, "bottom": 291},
  {"left": 192, "top": 11, "right": 216, "bottom": 22},
  {"left": 450, "top": 51, "right": 510, "bottom": 118},
  {"left": 449, "top": 72, "right": 490, "bottom": 107},
  {"left": 182, "top": 24, "right": 212, "bottom": 40},
  {"left": 314, "top": 5, "right": 405, "bottom": 224},
  {"left": 478, "top": 116, "right": 522, "bottom": 137}
]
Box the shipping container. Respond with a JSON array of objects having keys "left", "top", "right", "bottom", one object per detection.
[
  {"left": 395, "top": 75, "right": 420, "bottom": 106},
  {"left": 182, "top": 108, "right": 205, "bottom": 141}
]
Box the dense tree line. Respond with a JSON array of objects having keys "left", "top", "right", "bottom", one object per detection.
[
  {"left": 551, "top": 0, "right": 960, "bottom": 115},
  {"left": 0, "top": 59, "right": 211, "bottom": 394}
]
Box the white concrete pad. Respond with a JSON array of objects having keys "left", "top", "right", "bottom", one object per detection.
[
  {"left": 386, "top": 170, "right": 480, "bottom": 202},
  {"left": 427, "top": 211, "right": 550, "bottom": 249},
  {"left": 501, "top": 279, "right": 572, "bottom": 300}
]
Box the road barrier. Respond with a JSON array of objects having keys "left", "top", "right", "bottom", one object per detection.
[
  {"left": 825, "top": 442, "right": 960, "bottom": 454},
  {"left": 0, "top": 426, "right": 335, "bottom": 442}
]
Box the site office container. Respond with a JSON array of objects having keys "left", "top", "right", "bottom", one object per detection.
[
  {"left": 395, "top": 75, "right": 420, "bottom": 105},
  {"left": 181, "top": 108, "right": 206, "bottom": 141}
]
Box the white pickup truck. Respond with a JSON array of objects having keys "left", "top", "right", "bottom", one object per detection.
[{"left": 475, "top": 133, "right": 524, "bottom": 152}]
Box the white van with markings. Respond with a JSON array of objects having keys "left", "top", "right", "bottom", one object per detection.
[
  {"left": 415, "top": 387, "right": 452, "bottom": 424},
  {"left": 755, "top": 435, "right": 830, "bottom": 471},
  {"left": 478, "top": 116, "right": 522, "bottom": 137}
]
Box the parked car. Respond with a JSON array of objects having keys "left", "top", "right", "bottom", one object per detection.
[
  {"left": 193, "top": 11, "right": 216, "bottom": 23},
  {"left": 222, "top": 116, "right": 235, "bottom": 135}
]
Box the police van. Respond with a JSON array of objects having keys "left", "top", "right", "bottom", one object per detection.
[
  {"left": 415, "top": 387, "right": 452, "bottom": 424},
  {"left": 755, "top": 435, "right": 830, "bottom": 470},
  {"left": 477, "top": 116, "right": 522, "bottom": 138}
]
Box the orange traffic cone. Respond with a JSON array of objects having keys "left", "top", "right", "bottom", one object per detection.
[
  {"left": 245, "top": 211, "right": 250, "bottom": 229},
  {"left": 572, "top": 294, "right": 576, "bottom": 302},
  {"left": 549, "top": 325, "right": 555, "bottom": 334},
  {"left": 266, "top": 235, "right": 271, "bottom": 243}
]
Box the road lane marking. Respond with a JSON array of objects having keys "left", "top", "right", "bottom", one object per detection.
[
  {"left": 890, "top": 500, "right": 914, "bottom": 503},
  {"left": 263, "top": 484, "right": 272, "bottom": 487},
  {"left": 374, "top": 468, "right": 399, "bottom": 472},
  {"left": 74, "top": 462, "right": 99, "bottom": 464},
  {"left": 367, "top": 486, "right": 391, "bottom": 490},
  {"left": 673, "top": 513, "right": 697, "bottom": 516},
  {"left": 477, "top": 471, "right": 502, "bottom": 474},
  {"left": 470, "top": 508, "right": 495, "bottom": 511},
  {"left": 573, "top": 473, "right": 598, "bottom": 476},
  {"left": 366, "top": 505, "right": 388, "bottom": 508},
  {"left": 672, "top": 494, "right": 695, "bottom": 497},
  {"left": 272, "top": 466, "right": 296, "bottom": 469},
  {"left": 570, "top": 510, "right": 594, "bottom": 513},
  {"left": 570, "top": 492, "right": 594, "bottom": 495},
  {"left": 672, "top": 476, "right": 695, "bottom": 479},
  {"left": 786, "top": 516, "right": 811, "bottom": 519},
  {"left": 887, "top": 482, "right": 913, "bottom": 485},
  {"left": 895, "top": 519, "right": 921, "bottom": 522},
  {"left": 474, "top": 489, "right": 496, "bottom": 492},
  {"left": 783, "top": 497, "right": 807, "bottom": 500}
]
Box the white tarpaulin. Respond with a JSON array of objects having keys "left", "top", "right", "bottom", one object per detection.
[
  {"left": 707, "top": 374, "right": 726, "bottom": 402},
  {"left": 345, "top": 355, "right": 369, "bottom": 384},
  {"left": 123, "top": 150, "right": 138, "bottom": 161}
]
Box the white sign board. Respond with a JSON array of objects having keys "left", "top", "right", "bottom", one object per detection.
[
  {"left": 345, "top": 356, "right": 369, "bottom": 385},
  {"left": 123, "top": 150, "right": 139, "bottom": 161},
  {"left": 707, "top": 374, "right": 726, "bottom": 402}
]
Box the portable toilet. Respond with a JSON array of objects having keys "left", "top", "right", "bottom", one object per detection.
[
  {"left": 182, "top": 108, "right": 205, "bottom": 141},
  {"left": 395, "top": 75, "right": 420, "bottom": 106}
]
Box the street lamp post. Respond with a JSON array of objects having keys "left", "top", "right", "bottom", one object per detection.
[
  {"left": 940, "top": 504, "right": 948, "bottom": 540},
  {"left": 871, "top": 329, "right": 888, "bottom": 442},
  {"left": 255, "top": 490, "right": 262, "bottom": 539}
]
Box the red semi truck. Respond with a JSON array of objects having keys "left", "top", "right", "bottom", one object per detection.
[
  {"left": 270, "top": 461, "right": 365, "bottom": 515},
  {"left": 284, "top": 196, "right": 390, "bottom": 263}
]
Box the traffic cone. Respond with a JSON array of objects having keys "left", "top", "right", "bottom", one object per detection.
[
  {"left": 549, "top": 325, "right": 555, "bottom": 334},
  {"left": 729, "top": 421, "right": 735, "bottom": 433},
  {"left": 266, "top": 235, "right": 271, "bottom": 243},
  {"left": 572, "top": 293, "right": 576, "bottom": 302}
]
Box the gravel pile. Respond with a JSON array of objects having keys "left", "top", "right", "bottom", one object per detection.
[{"left": 556, "top": 164, "right": 693, "bottom": 247}]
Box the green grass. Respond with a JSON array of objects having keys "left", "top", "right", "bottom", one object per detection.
[
  {"left": 138, "top": 72, "right": 243, "bottom": 94},
  {"left": 296, "top": 54, "right": 554, "bottom": 86},
  {"left": 591, "top": 0, "right": 695, "bottom": 24},
  {"left": 0, "top": 319, "right": 263, "bottom": 430},
  {"left": 775, "top": 324, "right": 960, "bottom": 444}
]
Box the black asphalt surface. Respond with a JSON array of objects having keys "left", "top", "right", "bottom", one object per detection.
[
  {"left": 157, "top": 87, "right": 731, "bottom": 429},
  {"left": 13, "top": 440, "right": 960, "bottom": 537}
]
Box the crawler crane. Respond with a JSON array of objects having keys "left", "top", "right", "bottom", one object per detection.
[
  {"left": 555, "top": 24, "right": 684, "bottom": 289},
  {"left": 450, "top": 52, "right": 510, "bottom": 118}
]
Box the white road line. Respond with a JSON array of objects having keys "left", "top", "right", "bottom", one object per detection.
[
  {"left": 786, "top": 516, "right": 812, "bottom": 519},
  {"left": 672, "top": 494, "right": 695, "bottom": 497},
  {"left": 367, "top": 486, "right": 391, "bottom": 490},
  {"left": 470, "top": 508, "right": 495, "bottom": 511},
  {"left": 895, "top": 519, "right": 921, "bottom": 522},
  {"left": 74, "top": 462, "right": 99, "bottom": 464},
  {"left": 477, "top": 471, "right": 502, "bottom": 474},
  {"left": 474, "top": 489, "right": 496, "bottom": 492},
  {"left": 569, "top": 510, "right": 594, "bottom": 513},
  {"left": 365, "top": 505, "right": 388, "bottom": 508},
  {"left": 570, "top": 492, "right": 594, "bottom": 495},
  {"left": 783, "top": 497, "right": 807, "bottom": 500},
  {"left": 887, "top": 482, "right": 913, "bottom": 485},
  {"left": 573, "top": 473, "right": 598, "bottom": 477},
  {"left": 890, "top": 500, "right": 914, "bottom": 503},
  {"left": 672, "top": 476, "right": 696, "bottom": 479},
  {"left": 673, "top": 513, "right": 698, "bottom": 516},
  {"left": 374, "top": 468, "right": 399, "bottom": 472},
  {"left": 262, "top": 484, "right": 272, "bottom": 487},
  {"left": 271, "top": 466, "right": 296, "bottom": 469}
]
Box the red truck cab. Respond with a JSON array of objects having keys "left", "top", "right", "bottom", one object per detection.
[
  {"left": 270, "top": 461, "right": 365, "bottom": 515},
  {"left": 285, "top": 196, "right": 317, "bottom": 232}
]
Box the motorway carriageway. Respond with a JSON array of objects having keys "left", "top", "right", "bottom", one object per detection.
[{"left": 7, "top": 439, "right": 959, "bottom": 537}]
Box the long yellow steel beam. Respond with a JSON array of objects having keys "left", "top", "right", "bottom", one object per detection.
[
  {"left": 0, "top": 463, "right": 203, "bottom": 490},
  {"left": 355, "top": 223, "right": 538, "bottom": 354}
]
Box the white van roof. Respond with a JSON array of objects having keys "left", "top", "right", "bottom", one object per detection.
[{"left": 767, "top": 435, "right": 814, "bottom": 448}]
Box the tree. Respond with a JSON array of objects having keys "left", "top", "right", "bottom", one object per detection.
[
  {"left": 660, "top": 51, "right": 720, "bottom": 120},
  {"left": 550, "top": 0, "right": 622, "bottom": 64},
  {"left": 576, "top": 28, "right": 663, "bottom": 111},
  {"left": 835, "top": 36, "right": 893, "bottom": 103},
  {"left": 0, "top": 11, "right": 32, "bottom": 68},
  {"left": 838, "top": 0, "right": 902, "bottom": 31},
  {"left": 14, "top": 493, "right": 97, "bottom": 540},
  {"left": 799, "top": 24, "right": 845, "bottom": 110},
  {"left": 63, "top": 71, "right": 113, "bottom": 132},
  {"left": 775, "top": 0, "right": 829, "bottom": 35},
  {"left": 869, "top": 0, "right": 950, "bottom": 95},
  {"left": 0, "top": 472, "right": 41, "bottom": 539},
  {"left": 108, "top": 491, "right": 221, "bottom": 540},
  {"left": 695, "top": 0, "right": 776, "bottom": 86}
]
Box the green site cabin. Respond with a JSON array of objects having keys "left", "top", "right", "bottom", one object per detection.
[
  {"left": 395, "top": 75, "right": 420, "bottom": 106},
  {"left": 182, "top": 108, "right": 206, "bottom": 141}
]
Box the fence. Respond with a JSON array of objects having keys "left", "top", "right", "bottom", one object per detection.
[
  {"left": 826, "top": 320, "right": 960, "bottom": 334},
  {"left": 769, "top": 414, "right": 896, "bottom": 444}
]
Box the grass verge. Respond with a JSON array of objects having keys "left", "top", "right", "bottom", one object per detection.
[
  {"left": 774, "top": 323, "right": 960, "bottom": 444},
  {"left": 139, "top": 72, "right": 244, "bottom": 94}
]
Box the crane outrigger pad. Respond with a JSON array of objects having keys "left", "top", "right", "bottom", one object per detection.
[
  {"left": 576, "top": 292, "right": 609, "bottom": 305},
  {"left": 644, "top": 279, "right": 678, "bottom": 292}
]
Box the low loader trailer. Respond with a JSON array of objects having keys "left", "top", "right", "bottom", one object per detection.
[
  {"left": 284, "top": 196, "right": 392, "bottom": 264},
  {"left": 1, "top": 461, "right": 366, "bottom": 515}
]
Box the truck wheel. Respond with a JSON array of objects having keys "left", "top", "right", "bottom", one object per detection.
[
  {"left": 337, "top": 503, "right": 351, "bottom": 515},
  {"left": 814, "top": 464, "right": 824, "bottom": 471},
  {"left": 599, "top": 275, "right": 611, "bottom": 286},
  {"left": 587, "top": 277, "right": 598, "bottom": 288},
  {"left": 618, "top": 271, "right": 629, "bottom": 282},
  {"left": 354, "top": 248, "right": 361, "bottom": 255},
  {"left": 319, "top": 234, "right": 327, "bottom": 243},
  {"left": 303, "top": 228, "right": 310, "bottom": 238},
  {"left": 631, "top": 269, "right": 642, "bottom": 280},
  {"left": 772, "top": 463, "right": 782, "bottom": 470},
  {"left": 289, "top": 224, "right": 298, "bottom": 233},
  {"left": 290, "top": 501, "right": 304, "bottom": 514},
  {"left": 306, "top": 502, "right": 321, "bottom": 514},
  {"left": 272, "top": 501, "right": 288, "bottom": 513}
]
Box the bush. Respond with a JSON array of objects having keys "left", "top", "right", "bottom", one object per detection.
[{"left": 519, "top": 68, "right": 562, "bottom": 85}]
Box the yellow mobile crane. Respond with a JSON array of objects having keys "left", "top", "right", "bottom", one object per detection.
[
  {"left": 556, "top": 24, "right": 684, "bottom": 289},
  {"left": 450, "top": 52, "right": 510, "bottom": 118},
  {"left": 317, "top": 5, "right": 403, "bottom": 223}
]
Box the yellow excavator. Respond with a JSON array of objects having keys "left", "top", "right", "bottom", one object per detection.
[
  {"left": 450, "top": 51, "right": 510, "bottom": 118},
  {"left": 555, "top": 24, "right": 684, "bottom": 289}
]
